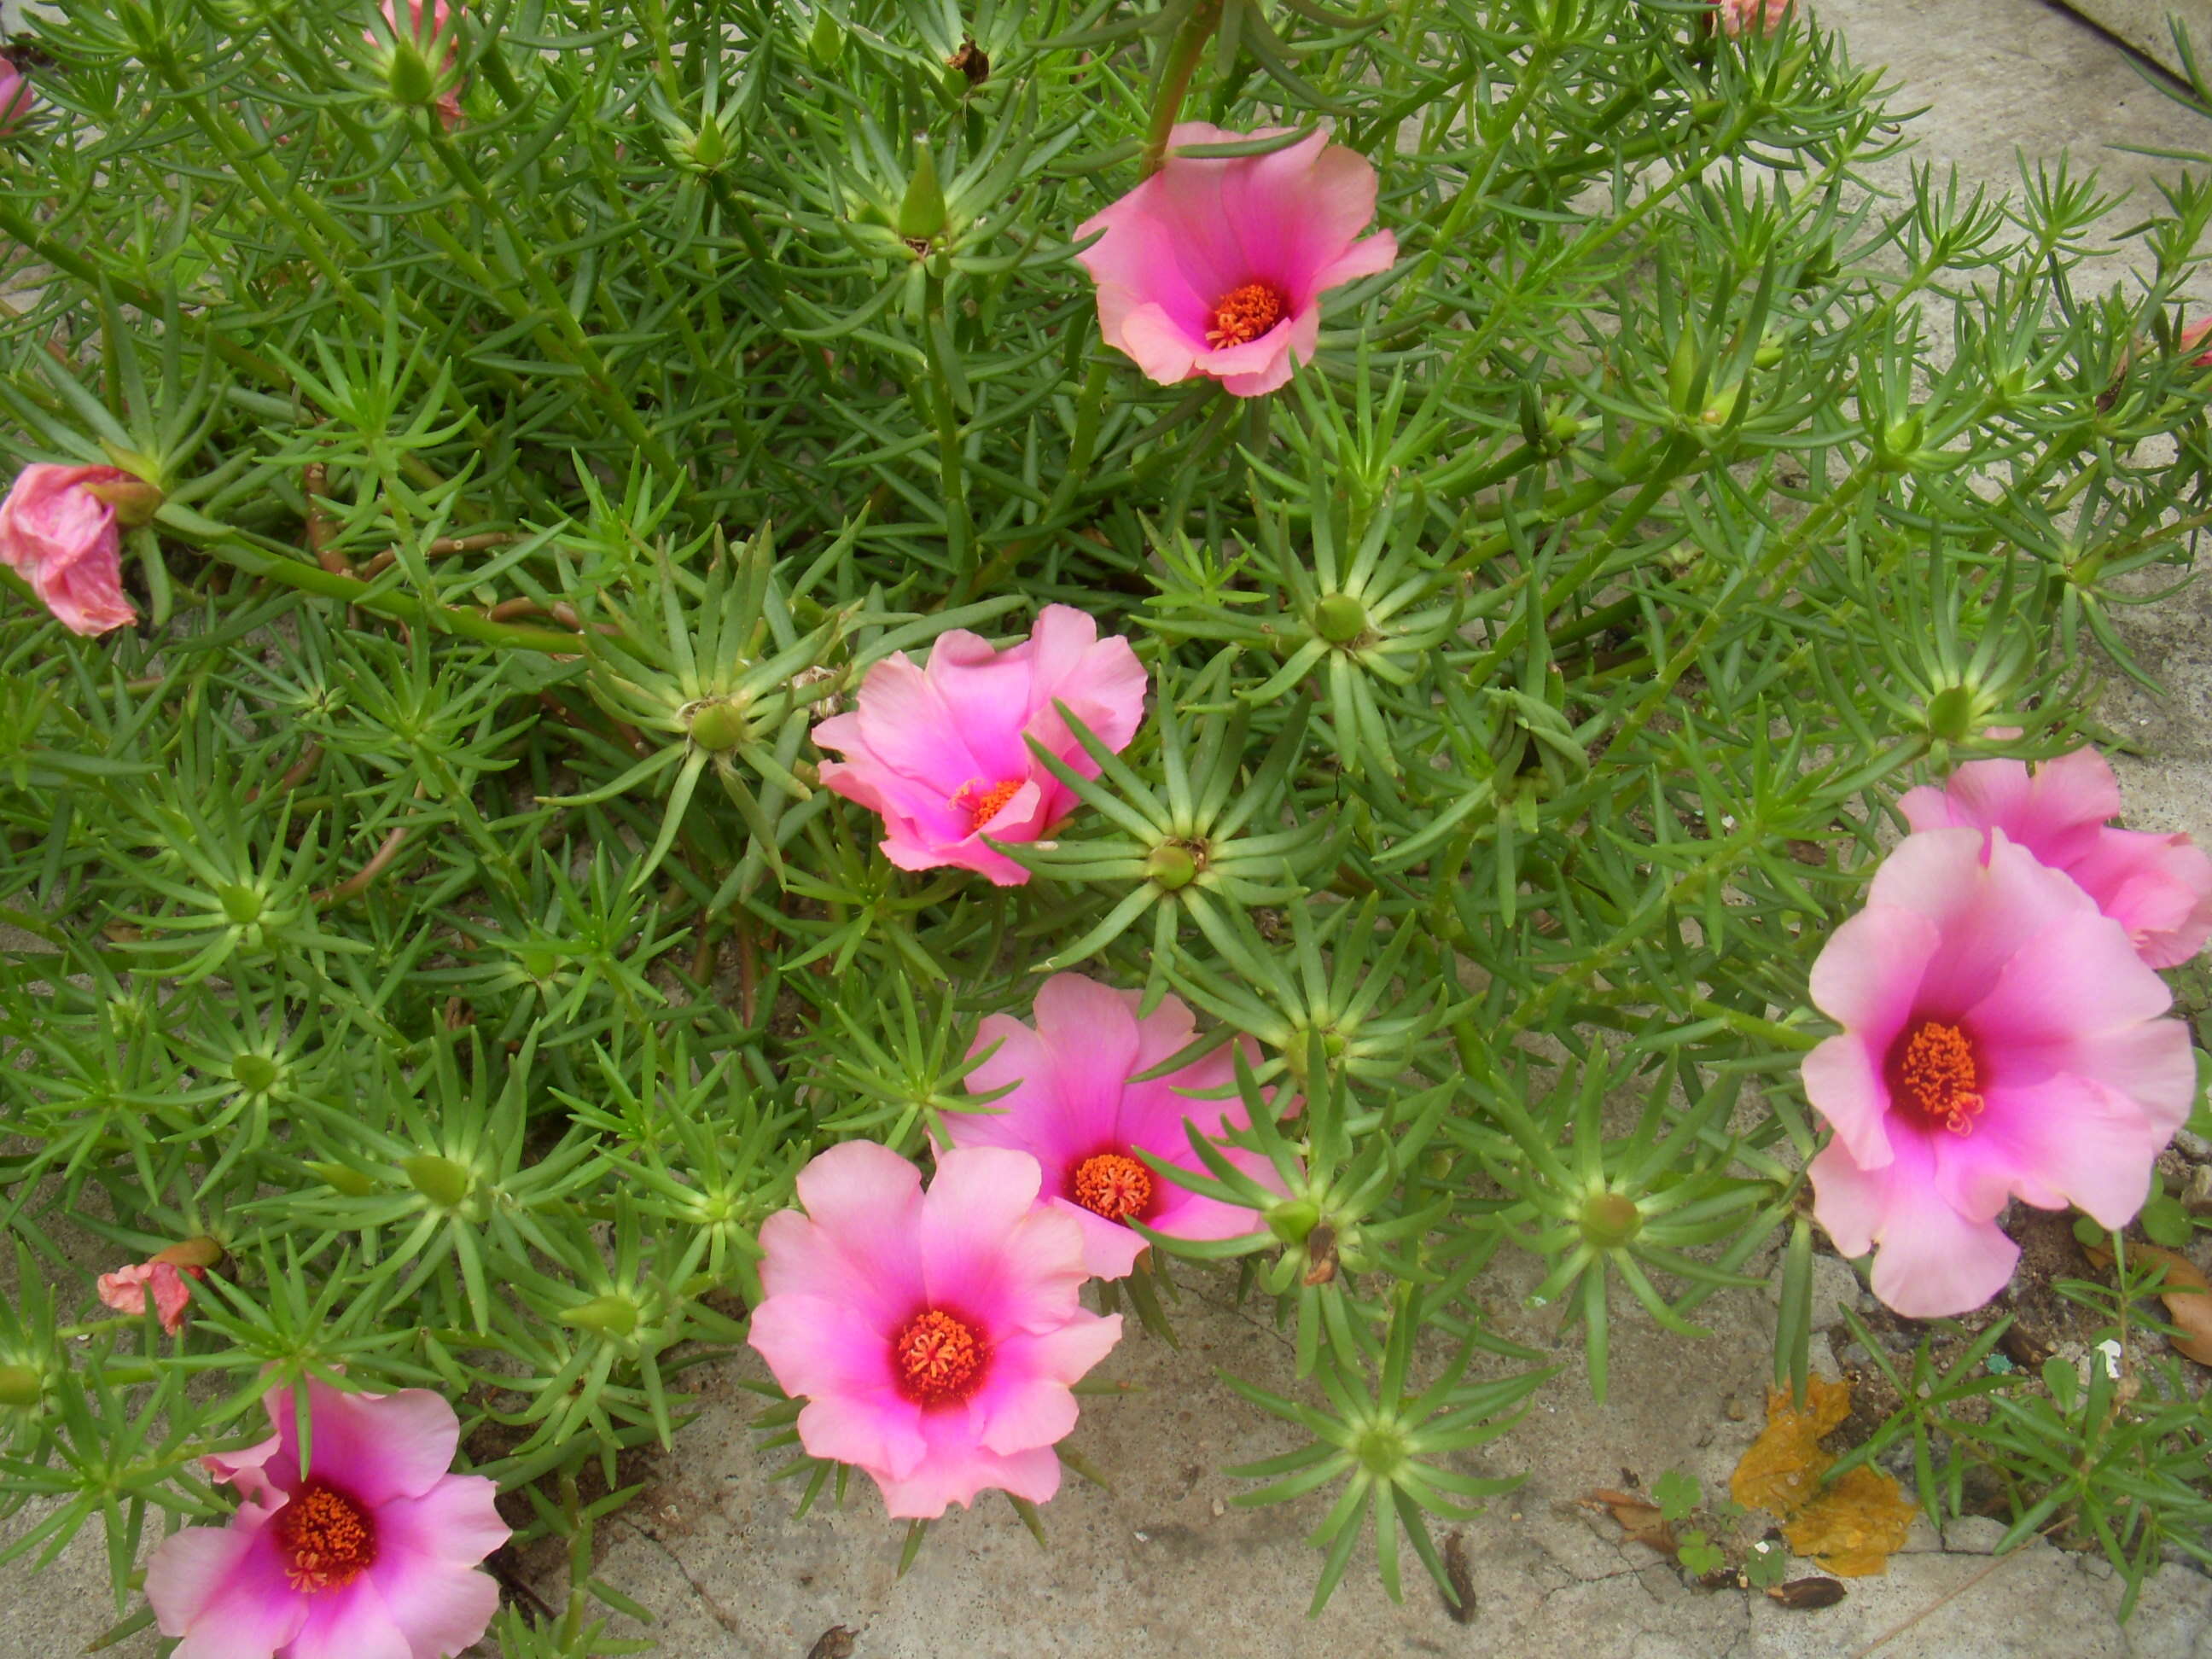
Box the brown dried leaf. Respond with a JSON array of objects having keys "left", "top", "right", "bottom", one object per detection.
[
  {"left": 1581, "top": 1488, "right": 1677, "bottom": 1555},
  {"left": 1767, "top": 1576, "right": 1848, "bottom": 1610},
  {"left": 1781, "top": 1465, "right": 1918, "bottom": 1578},
  {"left": 2085, "top": 1242, "right": 2212, "bottom": 1365},
  {"left": 806, "top": 1627, "right": 855, "bottom": 1659}
]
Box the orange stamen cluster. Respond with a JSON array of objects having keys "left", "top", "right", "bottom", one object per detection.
[
  {"left": 964, "top": 779, "right": 1023, "bottom": 831},
  {"left": 894, "top": 1308, "right": 986, "bottom": 1404},
  {"left": 1206, "top": 282, "right": 1286, "bottom": 348},
  {"left": 1072, "top": 1151, "right": 1154, "bottom": 1223},
  {"left": 1890, "top": 1020, "right": 1986, "bottom": 1135},
  {"left": 276, "top": 1481, "right": 376, "bottom": 1594}
]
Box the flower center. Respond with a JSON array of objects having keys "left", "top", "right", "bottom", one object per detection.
[
  {"left": 894, "top": 1308, "right": 986, "bottom": 1404},
  {"left": 1207, "top": 282, "right": 1287, "bottom": 348},
  {"left": 1072, "top": 1151, "right": 1153, "bottom": 1223},
  {"left": 276, "top": 1481, "right": 376, "bottom": 1594},
  {"left": 1886, "top": 1020, "right": 1987, "bottom": 1136},
  {"left": 963, "top": 778, "right": 1023, "bottom": 831}
]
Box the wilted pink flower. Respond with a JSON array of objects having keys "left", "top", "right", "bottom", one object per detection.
[
  {"left": 1901, "top": 748, "right": 2212, "bottom": 969},
  {"left": 0, "top": 464, "right": 141, "bottom": 636},
  {"left": 1802, "top": 828, "right": 2193, "bottom": 1318},
  {"left": 96, "top": 1260, "right": 197, "bottom": 1336},
  {"left": 946, "top": 973, "right": 1279, "bottom": 1279},
  {"left": 812, "top": 604, "right": 1145, "bottom": 886},
  {"left": 369, "top": 0, "right": 465, "bottom": 128},
  {"left": 2180, "top": 317, "right": 2212, "bottom": 368},
  {"left": 1714, "top": 0, "right": 1790, "bottom": 33},
  {"left": 1074, "top": 124, "right": 1397, "bottom": 398},
  {"left": 748, "top": 1142, "right": 1121, "bottom": 1519},
  {"left": 0, "top": 61, "right": 35, "bottom": 138},
  {"left": 144, "top": 1378, "right": 506, "bottom": 1659}
]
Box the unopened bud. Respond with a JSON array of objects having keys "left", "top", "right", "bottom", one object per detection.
[
  {"left": 81, "top": 475, "right": 165, "bottom": 528},
  {"left": 401, "top": 1153, "right": 473, "bottom": 1208},
  {"left": 231, "top": 1052, "right": 280, "bottom": 1094},
  {"left": 1266, "top": 1198, "right": 1320, "bottom": 1245},
  {"left": 807, "top": 9, "right": 844, "bottom": 67},
  {"left": 897, "top": 148, "right": 947, "bottom": 244},
  {"left": 1146, "top": 842, "right": 1197, "bottom": 891},
  {"left": 1580, "top": 1191, "right": 1642, "bottom": 1248},
  {"left": 1922, "top": 684, "right": 1978, "bottom": 744},
  {"left": 307, "top": 1161, "right": 380, "bottom": 1197},
  {"left": 218, "top": 884, "right": 264, "bottom": 926},
  {"left": 386, "top": 38, "right": 438, "bottom": 107},
  {"left": 0, "top": 1365, "right": 41, "bottom": 1408},
  {"left": 152, "top": 1237, "right": 224, "bottom": 1272},
  {"left": 685, "top": 698, "right": 749, "bottom": 753},
  {"left": 1313, "top": 593, "right": 1368, "bottom": 646}
]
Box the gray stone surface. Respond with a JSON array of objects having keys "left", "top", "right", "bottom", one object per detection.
[
  {"left": 9, "top": 2, "right": 2212, "bottom": 1657},
  {"left": 2060, "top": 0, "right": 2212, "bottom": 78}
]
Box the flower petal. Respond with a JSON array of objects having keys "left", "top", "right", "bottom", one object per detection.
[
  {"left": 148, "top": 1521, "right": 308, "bottom": 1659},
  {"left": 374, "top": 1475, "right": 508, "bottom": 1569},
  {"left": 759, "top": 1141, "right": 928, "bottom": 1327}
]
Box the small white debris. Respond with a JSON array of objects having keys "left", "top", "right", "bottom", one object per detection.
[
  {"left": 1211, "top": 1499, "right": 1225, "bottom": 1518},
  {"left": 2095, "top": 1338, "right": 2123, "bottom": 1379},
  {"left": 1132, "top": 1529, "right": 1149, "bottom": 1543}
]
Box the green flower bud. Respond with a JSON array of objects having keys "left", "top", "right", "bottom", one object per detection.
[
  {"left": 897, "top": 148, "right": 947, "bottom": 244},
  {"left": 231, "top": 1052, "right": 281, "bottom": 1095},
  {"left": 1753, "top": 335, "right": 1785, "bottom": 370},
  {"left": 306, "top": 1161, "right": 380, "bottom": 1197},
  {"left": 1313, "top": 593, "right": 1369, "bottom": 646},
  {"left": 1666, "top": 333, "right": 1703, "bottom": 417},
  {"left": 80, "top": 474, "right": 166, "bottom": 529},
  {"left": 559, "top": 1294, "right": 639, "bottom": 1337},
  {"left": 1922, "top": 684, "right": 1978, "bottom": 744},
  {"left": 1146, "top": 842, "right": 1198, "bottom": 891},
  {"left": 387, "top": 38, "right": 438, "bottom": 108},
  {"left": 1580, "top": 1190, "right": 1642, "bottom": 1248},
  {"left": 218, "top": 884, "right": 264, "bottom": 926},
  {"left": 401, "top": 1153, "right": 473, "bottom": 1208},
  {"left": 1267, "top": 1198, "right": 1320, "bottom": 1245},
  {"left": 687, "top": 115, "right": 729, "bottom": 173},
  {"left": 807, "top": 9, "right": 845, "bottom": 67},
  {"left": 1877, "top": 412, "right": 1924, "bottom": 471},
  {"left": 685, "top": 697, "right": 749, "bottom": 752},
  {"left": 0, "top": 1365, "right": 41, "bottom": 1409}
]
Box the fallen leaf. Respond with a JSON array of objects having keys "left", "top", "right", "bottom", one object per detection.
[
  {"left": 1729, "top": 1377, "right": 1914, "bottom": 1577},
  {"left": 1581, "top": 1487, "right": 1677, "bottom": 1555},
  {"left": 1440, "top": 1528, "right": 1478, "bottom": 1626},
  {"left": 2084, "top": 1242, "right": 2212, "bottom": 1365},
  {"left": 1728, "top": 1376, "right": 1849, "bottom": 1516},
  {"left": 1767, "top": 1576, "right": 1848, "bottom": 1610},
  {"left": 806, "top": 1627, "right": 855, "bottom": 1659},
  {"left": 1781, "top": 1465, "right": 1918, "bottom": 1577}
]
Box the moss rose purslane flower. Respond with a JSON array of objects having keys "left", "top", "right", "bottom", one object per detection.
[
  {"left": 1074, "top": 124, "right": 1396, "bottom": 398},
  {"left": 748, "top": 1142, "right": 1121, "bottom": 1519},
  {"left": 945, "top": 973, "right": 1278, "bottom": 1279},
  {"left": 1802, "top": 828, "right": 2194, "bottom": 1318},
  {"left": 1901, "top": 747, "right": 2212, "bottom": 969},
  {"left": 0, "top": 464, "right": 144, "bottom": 636},
  {"left": 144, "top": 1378, "right": 506, "bottom": 1659},
  {"left": 812, "top": 604, "right": 1145, "bottom": 886}
]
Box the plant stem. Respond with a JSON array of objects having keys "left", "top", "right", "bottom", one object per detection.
[{"left": 1142, "top": 1, "right": 1226, "bottom": 177}]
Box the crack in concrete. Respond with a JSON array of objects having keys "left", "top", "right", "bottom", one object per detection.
[{"left": 619, "top": 1517, "right": 747, "bottom": 1639}]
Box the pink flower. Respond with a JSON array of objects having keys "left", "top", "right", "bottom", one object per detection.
[
  {"left": 1074, "top": 124, "right": 1397, "bottom": 398},
  {"left": 144, "top": 1379, "right": 506, "bottom": 1659},
  {"left": 1802, "top": 828, "right": 2194, "bottom": 1318},
  {"left": 2180, "top": 317, "right": 2212, "bottom": 368},
  {"left": 1713, "top": 0, "right": 1790, "bottom": 33},
  {"left": 0, "top": 61, "right": 35, "bottom": 138},
  {"left": 945, "top": 974, "right": 1278, "bottom": 1279},
  {"left": 369, "top": 0, "right": 465, "bottom": 128},
  {"left": 0, "top": 464, "right": 141, "bottom": 636},
  {"left": 96, "top": 1261, "right": 198, "bottom": 1336},
  {"left": 812, "top": 604, "right": 1145, "bottom": 886},
  {"left": 1901, "top": 748, "right": 2212, "bottom": 969},
  {"left": 748, "top": 1142, "right": 1121, "bottom": 1520}
]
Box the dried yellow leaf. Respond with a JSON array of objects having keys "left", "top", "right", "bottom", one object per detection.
[{"left": 1730, "top": 1375, "right": 1914, "bottom": 1577}]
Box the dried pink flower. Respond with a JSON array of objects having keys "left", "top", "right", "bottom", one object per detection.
[
  {"left": 0, "top": 464, "right": 141, "bottom": 636},
  {"left": 1074, "top": 125, "right": 1396, "bottom": 398},
  {"left": 748, "top": 1142, "right": 1121, "bottom": 1519},
  {"left": 96, "top": 1261, "right": 197, "bottom": 1336},
  {"left": 1802, "top": 829, "right": 2193, "bottom": 1318},
  {"left": 1714, "top": 0, "right": 1790, "bottom": 34},
  {"left": 812, "top": 604, "right": 1145, "bottom": 886}
]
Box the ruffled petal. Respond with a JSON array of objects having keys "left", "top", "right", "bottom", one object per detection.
[
  {"left": 148, "top": 1521, "right": 308, "bottom": 1659},
  {"left": 267, "top": 1383, "right": 461, "bottom": 1508},
  {"left": 285, "top": 1574, "right": 412, "bottom": 1659},
  {"left": 373, "top": 1475, "right": 508, "bottom": 1569},
  {"left": 968, "top": 1313, "right": 1121, "bottom": 1456},
  {"left": 759, "top": 1141, "right": 928, "bottom": 1325},
  {"left": 1800, "top": 1033, "right": 1897, "bottom": 1171},
  {"left": 363, "top": 1552, "right": 500, "bottom": 1659}
]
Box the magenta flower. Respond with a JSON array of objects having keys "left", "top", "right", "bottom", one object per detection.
[
  {"left": 144, "top": 1379, "right": 506, "bottom": 1659},
  {"left": 1802, "top": 828, "right": 2194, "bottom": 1318},
  {"left": 0, "top": 61, "right": 35, "bottom": 138},
  {"left": 812, "top": 604, "right": 1145, "bottom": 887},
  {"left": 1901, "top": 748, "right": 2212, "bottom": 969},
  {"left": 96, "top": 1260, "right": 198, "bottom": 1336},
  {"left": 1713, "top": 0, "right": 1790, "bottom": 33},
  {"left": 944, "top": 973, "right": 1278, "bottom": 1279},
  {"left": 748, "top": 1142, "right": 1121, "bottom": 1520},
  {"left": 0, "top": 464, "right": 143, "bottom": 636},
  {"left": 1073, "top": 124, "right": 1396, "bottom": 398}
]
